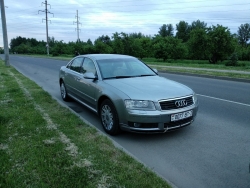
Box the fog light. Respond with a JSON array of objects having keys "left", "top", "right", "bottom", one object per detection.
[{"left": 134, "top": 123, "right": 141, "bottom": 128}]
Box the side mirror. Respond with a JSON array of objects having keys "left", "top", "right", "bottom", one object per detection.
[{"left": 83, "top": 72, "right": 97, "bottom": 79}]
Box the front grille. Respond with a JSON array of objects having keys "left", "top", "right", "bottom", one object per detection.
[
  {"left": 159, "top": 96, "right": 193, "bottom": 110},
  {"left": 164, "top": 117, "right": 193, "bottom": 129}
]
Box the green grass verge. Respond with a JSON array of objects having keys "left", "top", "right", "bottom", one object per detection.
[
  {"left": 149, "top": 66, "right": 250, "bottom": 80},
  {"left": 16, "top": 54, "right": 72, "bottom": 61},
  {"left": 0, "top": 60, "right": 171, "bottom": 188},
  {"left": 143, "top": 58, "right": 250, "bottom": 71}
]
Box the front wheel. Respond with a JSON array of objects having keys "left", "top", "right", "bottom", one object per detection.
[
  {"left": 100, "top": 99, "right": 120, "bottom": 135},
  {"left": 60, "top": 81, "right": 69, "bottom": 101}
]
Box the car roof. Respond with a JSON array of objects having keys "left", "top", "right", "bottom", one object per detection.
[{"left": 81, "top": 54, "right": 135, "bottom": 61}]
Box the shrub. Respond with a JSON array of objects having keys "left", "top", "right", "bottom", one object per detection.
[
  {"left": 225, "top": 52, "right": 238, "bottom": 66},
  {"left": 52, "top": 52, "right": 59, "bottom": 56}
]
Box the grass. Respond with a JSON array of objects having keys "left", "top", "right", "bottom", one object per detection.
[
  {"left": 0, "top": 60, "right": 171, "bottom": 188},
  {"left": 142, "top": 58, "right": 250, "bottom": 80},
  {"left": 18, "top": 54, "right": 73, "bottom": 61},
  {"left": 149, "top": 66, "right": 250, "bottom": 80},
  {"left": 143, "top": 58, "right": 250, "bottom": 71}
]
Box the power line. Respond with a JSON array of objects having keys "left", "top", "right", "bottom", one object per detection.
[
  {"left": 6, "top": 18, "right": 249, "bottom": 31},
  {"left": 38, "top": 0, "right": 54, "bottom": 55},
  {"left": 52, "top": 1, "right": 250, "bottom": 10},
  {"left": 5, "top": 2, "right": 250, "bottom": 20}
]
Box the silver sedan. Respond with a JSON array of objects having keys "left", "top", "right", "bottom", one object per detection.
[{"left": 59, "top": 54, "right": 198, "bottom": 135}]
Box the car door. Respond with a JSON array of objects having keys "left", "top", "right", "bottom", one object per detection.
[
  {"left": 77, "top": 57, "right": 99, "bottom": 109},
  {"left": 64, "top": 57, "right": 84, "bottom": 98}
]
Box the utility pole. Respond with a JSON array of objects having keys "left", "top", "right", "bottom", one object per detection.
[
  {"left": 0, "top": 0, "right": 10, "bottom": 66},
  {"left": 39, "top": 0, "right": 53, "bottom": 56},
  {"left": 73, "top": 10, "right": 81, "bottom": 42}
]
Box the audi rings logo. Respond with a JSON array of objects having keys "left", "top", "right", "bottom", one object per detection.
[{"left": 175, "top": 99, "right": 188, "bottom": 108}]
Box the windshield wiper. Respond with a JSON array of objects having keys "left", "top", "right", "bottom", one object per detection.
[
  {"left": 103, "top": 76, "right": 133, "bottom": 80},
  {"left": 103, "top": 75, "right": 155, "bottom": 80},
  {"left": 135, "top": 74, "right": 156, "bottom": 77}
]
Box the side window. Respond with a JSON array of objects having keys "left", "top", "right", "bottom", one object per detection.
[
  {"left": 81, "top": 58, "right": 96, "bottom": 75},
  {"left": 68, "top": 57, "right": 83, "bottom": 73}
]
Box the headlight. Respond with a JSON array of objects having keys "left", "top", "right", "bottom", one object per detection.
[
  {"left": 193, "top": 93, "right": 198, "bottom": 104},
  {"left": 124, "top": 100, "right": 156, "bottom": 110}
]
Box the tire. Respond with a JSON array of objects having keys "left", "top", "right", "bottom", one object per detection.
[
  {"left": 60, "top": 81, "right": 69, "bottom": 101},
  {"left": 100, "top": 99, "right": 120, "bottom": 135}
]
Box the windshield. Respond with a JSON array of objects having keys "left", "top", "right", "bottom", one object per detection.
[{"left": 96, "top": 58, "right": 156, "bottom": 79}]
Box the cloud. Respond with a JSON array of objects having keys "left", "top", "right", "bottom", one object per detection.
[{"left": 0, "top": 0, "right": 249, "bottom": 46}]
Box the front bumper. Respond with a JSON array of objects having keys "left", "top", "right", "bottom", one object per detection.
[{"left": 119, "top": 105, "right": 198, "bottom": 133}]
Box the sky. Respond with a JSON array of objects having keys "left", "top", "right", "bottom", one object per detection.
[{"left": 0, "top": 0, "right": 250, "bottom": 47}]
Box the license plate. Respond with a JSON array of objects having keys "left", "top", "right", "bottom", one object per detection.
[{"left": 171, "top": 110, "right": 193, "bottom": 121}]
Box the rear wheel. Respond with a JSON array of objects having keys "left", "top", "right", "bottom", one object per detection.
[
  {"left": 60, "top": 81, "right": 69, "bottom": 101},
  {"left": 100, "top": 99, "right": 120, "bottom": 135}
]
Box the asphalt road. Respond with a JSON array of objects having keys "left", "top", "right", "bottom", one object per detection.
[{"left": 3, "top": 55, "right": 250, "bottom": 188}]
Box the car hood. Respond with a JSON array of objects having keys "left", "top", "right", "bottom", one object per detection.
[{"left": 104, "top": 76, "right": 193, "bottom": 100}]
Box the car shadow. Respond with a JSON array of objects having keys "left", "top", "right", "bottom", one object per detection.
[{"left": 117, "top": 125, "right": 196, "bottom": 142}]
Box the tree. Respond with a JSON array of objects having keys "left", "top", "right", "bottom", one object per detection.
[
  {"left": 129, "top": 32, "right": 144, "bottom": 39},
  {"left": 120, "top": 32, "right": 133, "bottom": 55},
  {"left": 111, "top": 32, "right": 125, "bottom": 54},
  {"left": 49, "top": 36, "right": 56, "bottom": 48},
  {"left": 130, "top": 37, "right": 152, "bottom": 59},
  {"left": 15, "top": 43, "right": 32, "bottom": 54},
  {"left": 29, "top": 38, "right": 39, "bottom": 47},
  {"left": 111, "top": 32, "right": 136, "bottom": 55},
  {"left": 246, "top": 46, "right": 250, "bottom": 61},
  {"left": 130, "top": 38, "right": 143, "bottom": 58},
  {"left": 51, "top": 40, "right": 69, "bottom": 56},
  {"left": 237, "top": 23, "right": 250, "bottom": 47},
  {"left": 10, "top": 36, "right": 46, "bottom": 54},
  {"left": 95, "top": 35, "right": 112, "bottom": 46},
  {"left": 225, "top": 52, "right": 238, "bottom": 66},
  {"left": 188, "top": 28, "right": 209, "bottom": 60},
  {"left": 207, "top": 25, "right": 235, "bottom": 64},
  {"left": 82, "top": 44, "right": 95, "bottom": 54},
  {"left": 176, "top": 21, "right": 190, "bottom": 42},
  {"left": 236, "top": 45, "right": 250, "bottom": 60},
  {"left": 153, "top": 36, "right": 187, "bottom": 61},
  {"left": 140, "top": 37, "right": 153, "bottom": 58},
  {"left": 158, "top": 24, "right": 174, "bottom": 37},
  {"left": 94, "top": 40, "right": 113, "bottom": 54},
  {"left": 10, "top": 36, "right": 27, "bottom": 50},
  {"left": 190, "top": 20, "right": 207, "bottom": 30},
  {"left": 86, "top": 39, "right": 93, "bottom": 46}
]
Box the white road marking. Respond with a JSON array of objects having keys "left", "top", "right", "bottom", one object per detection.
[{"left": 197, "top": 94, "right": 250, "bottom": 107}]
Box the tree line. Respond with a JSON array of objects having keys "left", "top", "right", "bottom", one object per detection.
[{"left": 9, "top": 20, "right": 250, "bottom": 64}]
